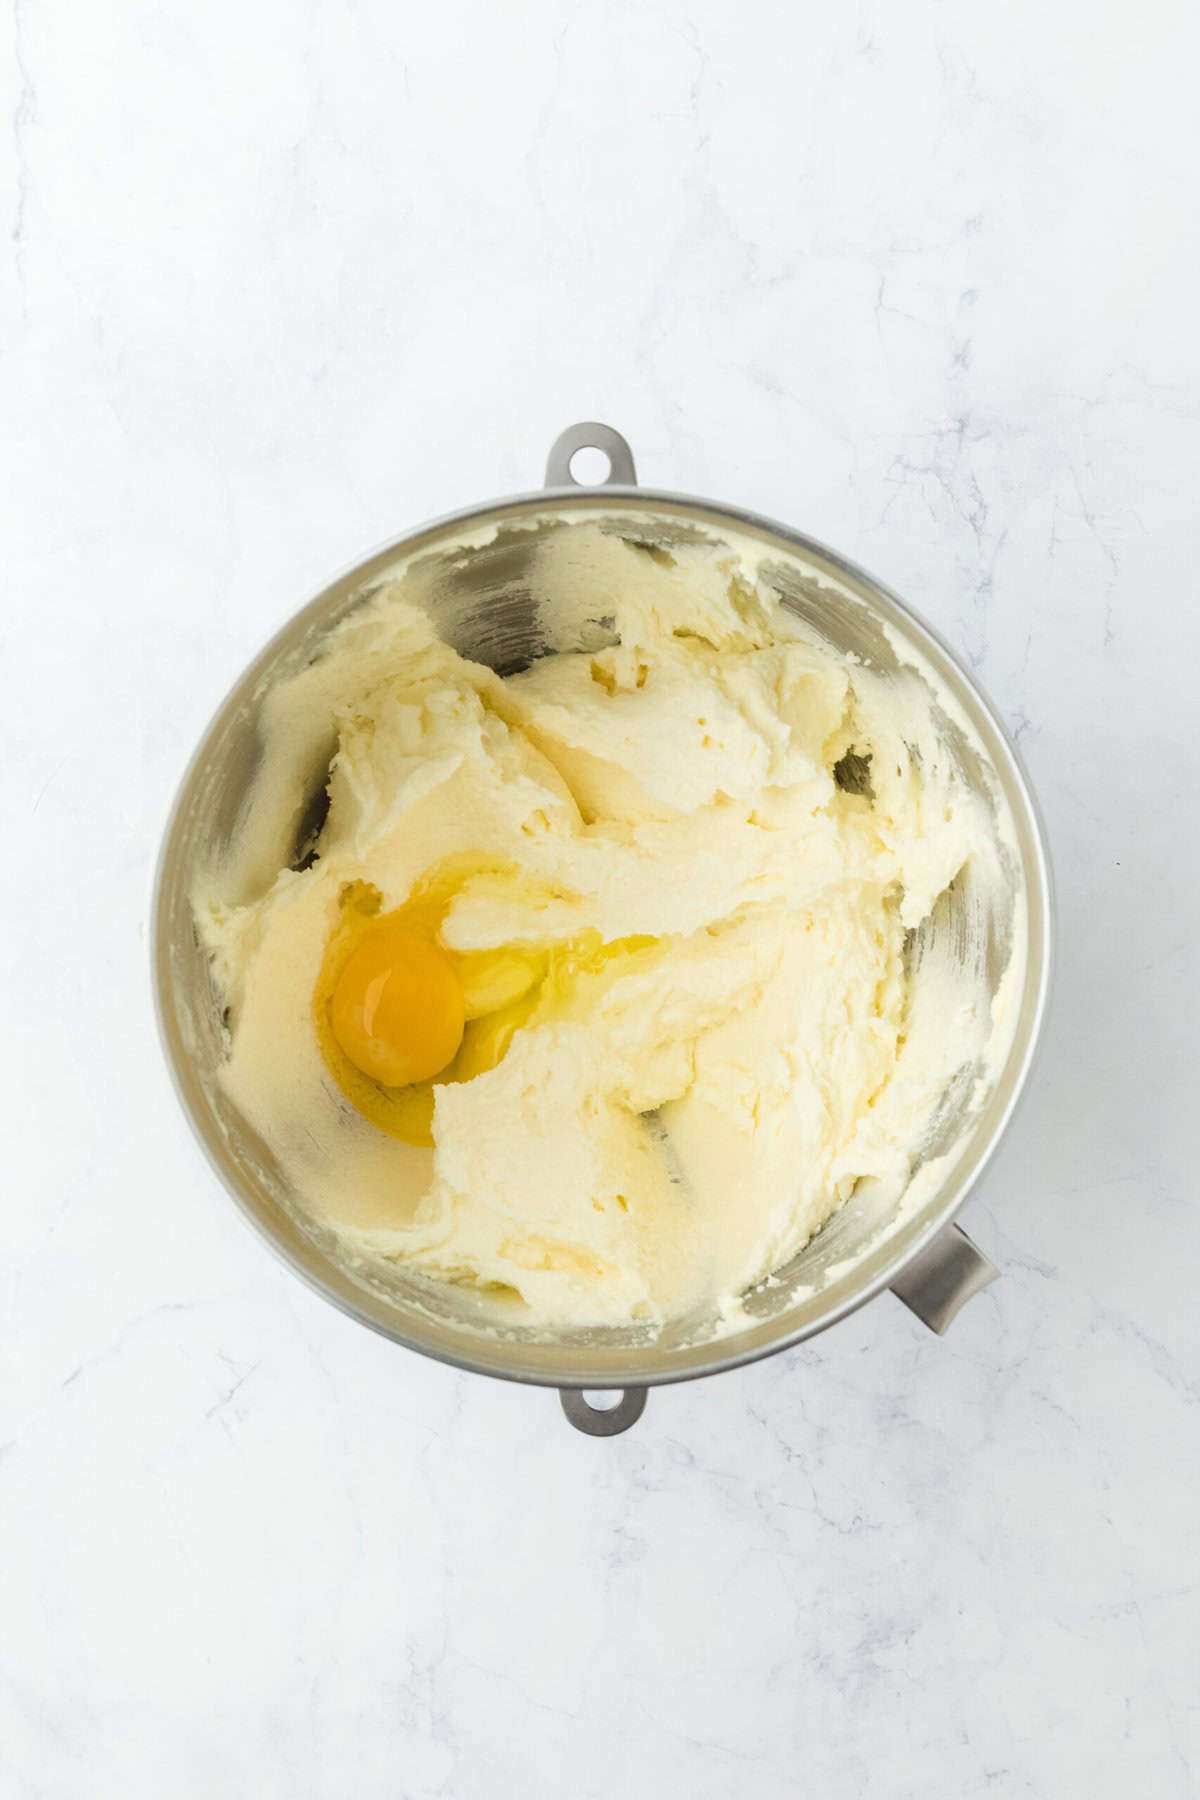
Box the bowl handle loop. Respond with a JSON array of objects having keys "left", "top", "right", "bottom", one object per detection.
[
  {"left": 890, "top": 1222, "right": 998, "bottom": 1335},
  {"left": 545, "top": 422, "right": 638, "bottom": 489},
  {"left": 559, "top": 1388, "right": 648, "bottom": 1436}
]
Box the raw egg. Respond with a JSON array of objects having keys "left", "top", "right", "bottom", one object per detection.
[
  {"left": 313, "top": 868, "right": 549, "bottom": 1147},
  {"left": 313, "top": 860, "right": 661, "bottom": 1148}
]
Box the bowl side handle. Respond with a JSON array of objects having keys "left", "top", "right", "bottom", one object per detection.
[{"left": 889, "top": 1222, "right": 998, "bottom": 1335}]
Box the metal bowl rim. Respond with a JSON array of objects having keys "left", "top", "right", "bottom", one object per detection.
[{"left": 152, "top": 481, "right": 1055, "bottom": 1390}]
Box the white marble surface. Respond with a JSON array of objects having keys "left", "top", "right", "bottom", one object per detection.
[{"left": 4, "top": 1, "right": 1199, "bottom": 1793}]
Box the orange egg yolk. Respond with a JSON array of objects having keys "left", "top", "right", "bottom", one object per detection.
[{"left": 328, "top": 920, "right": 465, "bottom": 1088}]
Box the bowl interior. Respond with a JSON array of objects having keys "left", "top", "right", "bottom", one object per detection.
[{"left": 155, "top": 492, "right": 1050, "bottom": 1387}]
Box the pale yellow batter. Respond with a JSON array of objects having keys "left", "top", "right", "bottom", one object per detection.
[{"left": 199, "top": 523, "right": 1010, "bottom": 1333}]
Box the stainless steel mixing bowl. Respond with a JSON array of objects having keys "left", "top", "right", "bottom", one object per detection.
[{"left": 153, "top": 423, "right": 1052, "bottom": 1435}]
